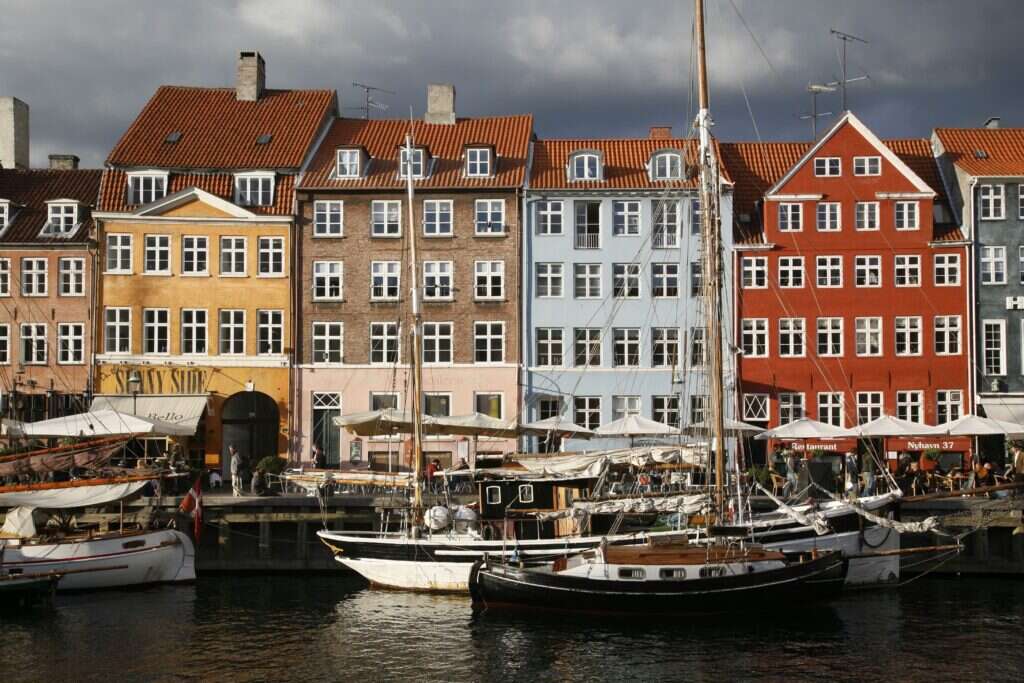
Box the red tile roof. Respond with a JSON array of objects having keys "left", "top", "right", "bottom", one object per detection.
[
  {"left": 530, "top": 138, "right": 732, "bottom": 190},
  {"left": 106, "top": 86, "right": 336, "bottom": 170},
  {"left": 97, "top": 170, "right": 294, "bottom": 215},
  {"left": 299, "top": 115, "right": 533, "bottom": 190},
  {"left": 0, "top": 169, "right": 102, "bottom": 244},
  {"left": 934, "top": 127, "right": 1024, "bottom": 177}
]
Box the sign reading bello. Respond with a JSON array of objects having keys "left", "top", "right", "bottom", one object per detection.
[{"left": 110, "top": 366, "right": 211, "bottom": 395}]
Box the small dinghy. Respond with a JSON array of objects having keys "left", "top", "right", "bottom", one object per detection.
[{"left": 469, "top": 539, "right": 848, "bottom": 615}]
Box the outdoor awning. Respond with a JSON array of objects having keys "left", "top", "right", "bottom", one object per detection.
[
  {"left": 977, "top": 398, "right": 1024, "bottom": 431},
  {"left": 846, "top": 414, "right": 941, "bottom": 438},
  {"left": 755, "top": 417, "right": 851, "bottom": 440},
  {"left": 936, "top": 413, "right": 1024, "bottom": 437},
  {"left": 335, "top": 409, "right": 522, "bottom": 439},
  {"left": 90, "top": 394, "right": 208, "bottom": 436},
  {"left": 520, "top": 416, "right": 595, "bottom": 439},
  {"left": 5, "top": 410, "right": 194, "bottom": 438},
  {"left": 595, "top": 414, "right": 681, "bottom": 438}
]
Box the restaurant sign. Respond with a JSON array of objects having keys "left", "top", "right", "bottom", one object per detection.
[
  {"left": 769, "top": 438, "right": 859, "bottom": 453},
  {"left": 886, "top": 436, "right": 972, "bottom": 452}
]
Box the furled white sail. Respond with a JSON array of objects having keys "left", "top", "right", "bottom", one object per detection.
[{"left": 0, "top": 480, "right": 151, "bottom": 509}]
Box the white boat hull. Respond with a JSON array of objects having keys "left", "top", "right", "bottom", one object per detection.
[
  {"left": 337, "top": 556, "right": 471, "bottom": 592},
  {"left": 764, "top": 527, "right": 899, "bottom": 586}
]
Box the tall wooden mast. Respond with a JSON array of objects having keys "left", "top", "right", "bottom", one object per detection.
[{"left": 405, "top": 131, "right": 426, "bottom": 526}]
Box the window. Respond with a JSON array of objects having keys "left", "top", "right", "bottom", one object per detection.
[
  {"left": 818, "top": 393, "right": 843, "bottom": 427},
  {"left": 574, "top": 201, "right": 601, "bottom": 249},
  {"left": 690, "top": 261, "right": 703, "bottom": 297},
  {"left": 1020, "top": 184, "right": 1024, "bottom": 220},
  {"left": 574, "top": 396, "right": 601, "bottom": 430},
  {"left": 535, "top": 263, "right": 563, "bottom": 298},
  {"left": 690, "top": 199, "right": 702, "bottom": 235},
  {"left": 857, "top": 392, "right": 883, "bottom": 424},
  {"left": 313, "top": 200, "right": 344, "bottom": 237},
  {"left": 689, "top": 395, "right": 708, "bottom": 425},
  {"left": 485, "top": 486, "right": 501, "bottom": 505},
  {"left": 612, "top": 328, "right": 640, "bottom": 367},
  {"left": 936, "top": 390, "right": 963, "bottom": 425},
  {"left": 612, "top": 395, "right": 641, "bottom": 421},
  {"left": 742, "top": 257, "right": 767, "bottom": 288},
  {"left": 335, "top": 149, "right": 361, "bottom": 178},
  {"left": 475, "top": 261, "right": 504, "bottom": 300},
  {"left": 1019, "top": 247, "right": 1024, "bottom": 285},
  {"left": 743, "top": 394, "right": 769, "bottom": 422},
  {"left": 370, "top": 322, "right": 400, "bottom": 364},
  {"left": 423, "top": 261, "right": 453, "bottom": 300},
  {"left": 0, "top": 324, "right": 8, "bottom": 364},
  {"left": 652, "top": 263, "right": 679, "bottom": 297},
  {"left": 652, "top": 200, "right": 680, "bottom": 248},
  {"left": 144, "top": 235, "right": 170, "bottom": 273},
  {"left": 143, "top": 308, "right": 169, "bottom": 355},
  {"left": 371, "top": 393, "right": 399, "bottom": 412},
  {"left": 934, "top": 316, "right": 961, "bottom": 355},
  {"left": 104, "top": 307, "right": 131, "bottom": 354},
  {"left": 424, "top": 393, "right": 452, "bottom": 417},
  {"left": 106, "top": 234, "right": 132, "bottom": 273},
  {"left": 219, "top": 309, "right": 245, "bottom": 355},
  {"left": 182, "top": 236, "right": 208, "bottom": 275},
  {"left": 57, "top": 323, "right": 84, "bottom": 364},
  {"left": 128, "top": 173, "right": 166, "bottom": 205},
  {"left": 613, "top": 263, "right": 641, "bottom": 299},
  {"left": 814, "top": 157, "right": 840, "bottom": 176},
  {"left": 613, "top": 200, "right": 641, "bottom": 236},
  {"left": 466, "top": 147, "right": 491, "bottom": 176},
  {"left": 816, "top": 256, "right": 842, "bottom": 288},
  {"left": 20, "top": 324, "right": 46, "bottom": 364},
  {"left": 896, "top": 391, "right": 924, "bottom": 423},
  {"left": 652, "top": 396, "right": 680, "bottom": 428},
  {"left": 537, "top": 397, "right": 562, "bottom": 424},
  {"left": 475, "top": 199, "right": 505, "bottom": 235},
  {"left": 855, "top": 255, "right": 882, "bottom": 287},
  {"left": 895, "top": 316, "right": 922, "bottom": 356},
  {"left": 652, "top": 152, "right": 682, "bottom": 180},
  {"left": 220, "top": 237, "right": 247, "bottom": 275},
  {"left": 934, "top": 254, "right": 961, "bottom": 286},
  {"left": 476, "top": 392, "right": 503, "bottom": 420},
  {"left": 371, "top": 261, "right": 400, "bottom": 300},
  {"left": 855, "top": 202, "right": 879, "bottom": 230},
  {"left": 779, "top": 393, "right": 804, "bottom": 424},
  {"left": 779, "top": 318, "right": 805, "bottom": 357},
  {"left": 257, "top": 237, "right": 284, "bottom": 276},
  {"left": 257, "top": 310, "right": 284, "bottom": 355},
  {"left": 690, "top": 327, "right": 706, "bottom": 366},
  {"left": 0, "top": 203, "right": 6, "bottom": 231},
  {"left": 235, "top": 174, "right": 273, "bottom": 206},
  {"left": 652, "top": 328, "right": 680, "bottom": 367},
  {"left": 895, "top": 255, "right": 920, "bottom": 287},
  {"left": 981, "top": 246, "right": 1007, "bottom": 284},
  {"left": 313, "top": 261, "right": 343, "bottom": 300},
  {"left": 574, "top": 328, "right": 602, "bottom": 367},
  {"left": 59, "top": 258, "right": 84, "bottom": 296},
  {"left": 0, "top": 259, "right": 8, "bottom": 296},
  {"left": 980, "top": 184, "right": 1005, "bottom": 220},
  {"left": 536, "top": 328, "right": 563, "bottom": 367},
  {"left": 312, "top": 322, "right": 344, "bottom": 364},
  {"left": 181, "top": 309, "right": 208, "bottom": 355},
  {"left": 537, "top": 201, "right": 563, "bottom": 235},
  {"left": 816, "top": 318, "right": 843, "bottom": 357},
  {"left": 399, "top": 147, "right": 425, "bottom": 179},
  {"left": 741, "top": 319, "right": 768, "bottom": 357},
  {"left": 21, "top": 258, "right": 47, "bottom": 296},
  {"left": 895, "top": 201, "right": 919, "bottom": 230},
  {"left": 574, "top": 263, "right": 602, "bottom": 299},
  {"left": 44, "top": 203, "right": 77, "bottom": 235},
  {"left": 778, "top": 257, "right": 804, "bottom": 288},
  {"left": 816, "top": 202, "right": 841, "bottom": 231},
  {"left": 423, "top": 323, "right": 453, "bottom": 364},
  {"left": 778, "top": 203, "right": 802, "bottom": 231},
  {"left": 855, "top": 317, "right": 882, "bottom": 356},
  {"left": 423, "top": 200, "right": 452, "bottom": 236},
  {"left": 853, "top": 156, "right": 881, "bottom": 176},
  {"left": 983, "top": 320, "right": 1006, "bottom": 375},
  {"left": 474, "top": 322, "right": 505, "bottom": 363},
  {"left": 312, "top": 392, "right": 342, "bottom": 466},
  {"left": 571, "top": 153, "right": 600, "bottom": 180},
  {"left": 371, "top": 200, "right": 401, "bottom": 237}
]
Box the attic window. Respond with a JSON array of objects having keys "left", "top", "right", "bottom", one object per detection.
[
  {"left": 336, "top": 149, "right": 361, "bottom": 178},
  {"left": 235, "top": 173, "right": 274, "bottom": 206},
  {"left": 651, "top": 151, "right": 683, "bottom": 180},
  {"left": 256, "top": 134, "right": 273, "bottom": 145},
  {"left": 466, "top": 147, "right": 492, "bottom": 177},
  {"left": 41, "top": 202, "right": 78, "bottom": 236},
  {"left": 399, "top": 148, "right": 426, "bottom": 179},
  {"left": 569, "top": 152, "right": 601, "bottom": 181},
  {"left": 0, "top": 201, "right": 8, "bottom": 229},
  {"left": 127, "top": 172, "right": 168, "bottom": 205},
  {"left": 974, "top": 149, "right": 989, "bottom": 159},
  {"left": 164, "top": 131, "right": 183, "bottom": 144}
]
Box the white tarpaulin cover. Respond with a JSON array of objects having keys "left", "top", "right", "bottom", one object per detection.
[
  {"left": 334, "top": 409, "right": 520, "bottom": 438},
  {"left": 90, "top": 395, "right": 208, "bottom": 435},
  {"left": 596, "top": 414, "right": 681, "bottom": 437},
  {"left": 515, "top": 447, "right": 705, "bottom": 479},
  {"left": 0, "top": 480, "right": 151, "bottom": 509},
  {"left": 0, "top": 506, "right": 38, "bottom": 538},
  {"left": 6, "top": 410, "right": 192, "bottom": 438},
  {"left": 573, "top": 493, "right": 710, "bottom": 515},
  {"left": 519, "top": 416, "right": 595, "bottom": 439},
  {"left": 755, "top": 417, "right": 851, "bottom": 440},
  {"left": 846, "top": 414, "right": 941, "bottom": 438}
]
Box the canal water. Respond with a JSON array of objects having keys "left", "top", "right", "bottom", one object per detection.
[{"left": 2, "top": 575, "right": 1022, "bottom": 682}]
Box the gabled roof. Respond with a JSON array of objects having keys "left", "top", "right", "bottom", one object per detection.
[
  {"left": 106, "top": 86, "right": 336, "bottom": 170},
  {"left": 0, "top": 168, "right": 102, "bottom": 244},
  {"left": 97, "top": 169, "right": 294, "bottom": 215},
  {"left": 530, "top": 138, "right": 733, "bottom": 190},
  {"left": 299, "top": 115, "right": 533, "bottom": 190},
  {"left": 934, "top": 127, "right": 1024, "bottom": 177}
]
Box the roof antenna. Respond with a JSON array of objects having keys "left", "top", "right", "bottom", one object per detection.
[
  {"left": 829, "top": 29, "right": 869, "bottom": 111},
  {"left": 799, "top": 84, "right": 836, "bottom": 140},
  {"left": 347, "top": 82, "right": 396, "bottom": 119}
]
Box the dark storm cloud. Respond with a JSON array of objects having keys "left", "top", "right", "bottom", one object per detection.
[{"left": 1, "top": 0, "right": 1020, "bottom": 168}]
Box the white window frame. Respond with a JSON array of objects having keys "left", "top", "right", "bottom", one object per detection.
[
  {"left": 312, "top": 321, "right": 344, "bottom": 364},
  {"left": 652, "top": 262, "right": 680, "bottom": 298},
  {"left": 895, "top": 316, "right": 923, "bottom": 357},
  {"left": 612, "top": 200, "right": 642, "bottom": 236},
  {"left": 653, "top": 200, "right": 681, "bottom": 248},
  {"left": 181, "top": 309, "right": 208, "bottom": 356},
  {"left": 855, "top": 201, "right": 880, "bottom": 231},
  {"left": 894, "top": 255, "right": 921, "bottom": 287},
  {"left": 779, "top": 393, "right": 805, "bottom": 424},
  {"left": 934, "top": 254, "right": 961, "bottom": 286},
  {"left": 0, "top": 323, "right": 9, "bottom": 364},
  {"left": 313, "top": 200, "right": 344, "bottom": 237},
  {"left": 570, "top": 153, "right": 601, "bottom": 181},
  {"left": 474, "top": 321, "right": 506, "bottom": 364},
  {"left": 535, "top": 328, "right": 564, "bottom": 367},
  {"left": 219, "top": 236, "right": 247, "bottom": 276},
  {"left": 466, "top": 147, "right": 492, "bottom": 177},
  {"left": 979, "top": 184, "right": 1006, "bottom": 221},
  {"left": 612, "top": 327, "right": 641, "bottom": 368},
  {"left": 312, "top": 261, "right": 344, "bottom": 301},
  {"left": 574, "top": 263, "right": 602, "bottom": 299},
  {"left": 574, "top": 328, "right": 602, "bottom": 368},
  {"left": 43, "top": 202, "right": 78, "bottom": 236},
  {"left": 982, "top": 319, "right": 1006, "bottom": 376},
  {"left": 895, "top": 200, "right": 920, "bottom": 231},
  {"left": 475, "top": 199, "right": 506, "bottom": 236},
  {"left": 1019, "top": 184, "right": 1024, "bottom": 220},
  {"left": 144, "top": 234, "right": 171, "bottom": 274},
  {"left": 537, "top": 200, "right": 564, "bottom": 235},
  {"left": 651, "top": 327, "right": 680, "bottom": 368},
  {"left": 816, "top": 202, "right": 841, "bottom": 231},
  {"left": 20, "top": 258, "right": 47, "bottom": 297},
  {"left": 369, "top": 322, "right": 400, "bottom": 365},
  {"left": 218, "top": 309, "right": 246, "bottom": 355},
  {"left": 855, "top": 317, "right": 883, "bottom": 357},
  {"left": 853, "top": 156, "right": 881, "bottom": 176},
  {"left": 422, "top": 322, "right": 453, "bottom": 365},
  {"left": 813, "top": 157, "right": 841, "bottom": 177},
  {"left": 778, "top": 318, "right": 806, "bottom": 358},
  {"left": 651, "top": 395, "right": 680, "bottom": 428},
  {"left": 857, "top": 392, "right": 884, "bottom": 425},
  {"left": 612, "top": 395, "right": 642, "bottom": 421},
  {"left": 816, "top": 317, "right": 843, "bottom": 357},
  {"left": 127, "top": 171, "right": 168, "bottom": 205},
  {"left": 257, "top": 236, "right": 284, "bottom": 277},
  {"left": 741, "top": 319, "right": 768, "bottom": 358},
  {"left": 399, "top": 147, "right": 426, "bottom": 179},
  {"left": 57, "top": 322, "right": 85, "bottom": 365},
  {"left": 936, "top": 389, "right": 963, "bottom": 425},
  {"left": 371, "top": 200, "right": 402, "bottom": 238},
  {"left": 934, "top": 315, "right": 962, "bottom": 356},
  {"left": 106, "top": 234, "right": 133, "bottom": 274},
  {"left": 423, "top": 261, "right": 454, "bottom": 301},
  {"left": 475, "top": 392, "right": 505, "bottom": 420},
  {"left": 0, "top": 258, "right": 9, "bottom": 296},
  {"left": 854, "top": 255, "right": 882, "bottom": 288},
  {"left": 423, "top": 199, "right": 453, "bottom": 237},
  {"left": 143, "top": 308, "right": 170, "bottom": 355},
  {"left": 741, "top": 256, "right": 767, "bottom": 289},
  {"left": 104, "top": 307, "right": 131, "bottom": 355},
  {"left": 59, "top": 257, "right": 85, "bottom": 297},
  {"left": 778, "top": 256, "right": 804, "bottom": 289},
  {"left": 778, "top": 203, "right": 802, "bottom": 232},
  {"left": 743, "top": 394, "right": 769, "bottom": 422},
  {"left": 234, "top": 173, "right": 274, "bottom": 207},
  {"left": 981, "top": 246, "right": 1007, "bottom": 285},
  {"left": 20, "top": 323, "right": 47, "bottom": 365},
  {"left": 896, "top": 390, "right": 924, "bottom": 424},
  {"left": 651, "top": 151, "right": 682, "bottom": 180},
  {"left": 475, "top": 260, "right": 504, "bottom": 301},
  {"left": 817, "top": 392, "right": 844, "bottom": 427},
  {"left": 574, "top": 396, "right": 602, "bottom": 430},
  {"left": 257, "top": 309, "right": 284, "bottom": 355},
  {"left": 535, "top": 262, "right": 564, "bottom": 298},
  {"left": 370, "top": 261, "right": 401, "bottom": 301},
  {"left": 815, "top": 255, "right": 842, "bottom": 288},
  {"left": 612, "top": 263, "right": 641, "bottom": 299},
  {"left": 182, "top": 236, "right": 209, "bottom": 275},
  {"left": 335, "top": 149, "right": 361, "bottom": 178}
]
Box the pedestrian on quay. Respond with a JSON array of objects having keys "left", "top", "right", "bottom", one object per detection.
[
  {"left": 310, "top": 443, "right": 322, "bottom": 470},
  {"left": 844, "top": 451, "right": 860, "bottom": 499},
  {"left": 230, "top": 445, "right": 243, "bottom": 497},
  {"left": 251, "top": 467, "right": 263, "bottom": 495},
  {"left": 425, "top": 458, "right": 438, "bottom": 493},
  {"left": 783, "top": 449, "right": 799, "bottom": 498}
]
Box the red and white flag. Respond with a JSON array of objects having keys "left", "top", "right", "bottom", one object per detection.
[{"left": 179, "top": 476, "right": 203, "bottom": 542}]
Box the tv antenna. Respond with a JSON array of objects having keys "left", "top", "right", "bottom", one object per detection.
[
  {"left": 829, "top": 29, "right": 869, "bottom": 111},
  {"left": 348, "top": 82, "right": 395, "bottom": 119},
  {"left": 799, "top": 83, "right": 836, "bottom": 139}
]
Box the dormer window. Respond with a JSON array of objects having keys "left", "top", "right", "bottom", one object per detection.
[
  {"left": 42, "top": 202, "right": 78, "bottom": 236},
  {"left": 235, "top": 173, "right": 274, "bottom": 206},
  {"left": 570, "top": 152, "right": 601, "bottom": 181},
  {"left": 652, "top": 152, "right": 683, "bottom": 180},
  {"left": 813, "top": 157, "right": 841, "bottom": 177},
  {"left": 400, "top": 148, "right": 426, "bottom": 179},
  {"left": 127, "top": 172, "right": 168, "bottom": 205},
  {"left": 0, "top": 201, "right": 8, "bottom": 229},
  {"left": 466, "top": 147, "right": 492, "bottom": 177},
  {"left": 336, "top": 149, "right": 361, "bottom": 178}
]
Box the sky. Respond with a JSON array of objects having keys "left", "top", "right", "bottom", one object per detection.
[{"left": 1, "top": 0, "right": 1021, "bottom": 168}]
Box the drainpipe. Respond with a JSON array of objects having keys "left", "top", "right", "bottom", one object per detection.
[{"left": 966, "top": 177, "right": 977, "bottom": 415}]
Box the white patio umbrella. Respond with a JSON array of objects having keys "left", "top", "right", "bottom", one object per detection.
[
  {"left": 846, "top": 414, "right": 941, "bottom": 438},
  {"left": 754, "top": 417, "right": 850, "bottom": 440},
  {"left": 595, "top": 414, "right": 681, "bottom": 438},
  {"left": 519, "top": 416, "right": 595, "bottom": 439},
  {"left": 935, "top": 414, "right": 1024, "bottom": 437}
]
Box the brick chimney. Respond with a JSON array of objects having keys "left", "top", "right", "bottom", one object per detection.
[
  {"left": 0, "top": 97, "right": 29, "bottom": 169},
  {"left": 236, "top": 51, "right": 266, "bottom": 102},
  {"left": 649, "top": 126, "right": 672, "bottom": 140},
  {"left": 984, "top": 117, "right": 1001, "bottom": 130},
  {"left": 425, "top": 84, "right": 456, "bottom": 125},
  {"left": 49, "top": 154, "right": 80, "bottom": 170}
]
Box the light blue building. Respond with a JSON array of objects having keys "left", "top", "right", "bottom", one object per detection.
[{"left": 521, "top": 133, "right": 735, "bottom": 450}]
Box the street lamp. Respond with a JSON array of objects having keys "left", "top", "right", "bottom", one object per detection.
[{"left": 127, "top": 370, "right": 143, "bottom": 415}]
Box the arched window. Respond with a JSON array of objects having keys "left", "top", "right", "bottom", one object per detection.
[
  {"left": 652, "top": 151, "right": 683, "bottom": 180},
  {"left": 570, "top": 152, "right": 601, "bottom": 181}
]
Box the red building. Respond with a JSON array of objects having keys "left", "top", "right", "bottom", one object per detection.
[{"left": 721, "top": 113, "right": 971, "bottom": 454}]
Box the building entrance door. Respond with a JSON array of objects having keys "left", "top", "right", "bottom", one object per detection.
[{"left": 221, "top": 391, "right": 279, "bottom": 475}]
